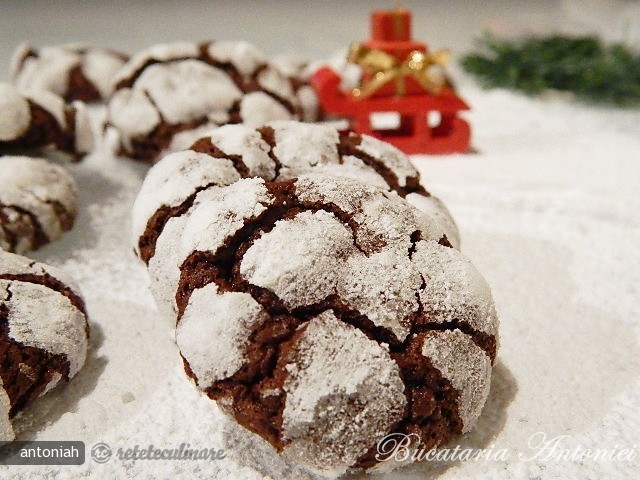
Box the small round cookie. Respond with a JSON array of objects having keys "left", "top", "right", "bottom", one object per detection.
[
  {"left": 131, "top": 121, "right": 459, "bottom": 320},
  {"left": 0, "top": 250, "right": 89, "bottom": 441},
  {"left": 175, "top": 174, "right": 498, "bottom": 477},
  {"left": 106, "top": 41, "right": 303, "bottom": 163},
  {"left": 0, "top": 156, "right": 78, "bottom": 254},
  {"left": 10, "top": 42, "right": 129, "bottom": 102},
  {"left": 0, "top": 83, "right": 93, "bottom": 158}
]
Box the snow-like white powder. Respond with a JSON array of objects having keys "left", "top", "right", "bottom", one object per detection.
[
  {"left": 281, "top": 311, "right": 406, "bottom": 477},
  {"left": 0, "top": 83, "right": 31, "bottom": 141},
  {"left": 421, "top": 329, "right": 492, "bottom": 431},
  {"left": 240, "top": 210, "right": 353, "bottom": 308},
  {"left": 4, "top": 280, "right": 88, "bottom": 377},
  {"left": 176, "top": 283, "right": 267, "bottom": 389}
]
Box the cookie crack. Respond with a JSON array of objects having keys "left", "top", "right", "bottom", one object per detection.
[
  {"left": 337, "top": 132, "right": 429, "bottom": 198},
  {"left": 256, "top": 126, "right": 283, "bottom": 180},
  {"left": 0, "top": 201, "right": 49, "bottom": 252},
  {"left": 0, "top": 284, "right": 71, "bottom": 417}
]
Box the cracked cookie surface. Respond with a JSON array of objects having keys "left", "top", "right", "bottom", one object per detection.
[
  {"left": 0, "top": 156, "right": 78, "bottom": 254},
  {"left": 0, "top": 250, "right": 89, "bottom": 441},
  {"left": 175, "top": 174, "right": 497, "bottom": 477}
]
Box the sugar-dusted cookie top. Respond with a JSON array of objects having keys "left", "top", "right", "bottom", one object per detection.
[
  {"left": 175, "top": 174, "right": 498, "bottom": 476},
  {"left": 10, "top": 42, "right": 128, "bottom": 102},
  {"left": 0, "top": 250, "right": 89, "bottom": 441},
  {"left": 0, "top": 156, "right": 78, "bottom": 254}
]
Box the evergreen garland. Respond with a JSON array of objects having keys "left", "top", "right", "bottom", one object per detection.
[{"left": 461, "top": 33, "right": 640, "bottom": 107}]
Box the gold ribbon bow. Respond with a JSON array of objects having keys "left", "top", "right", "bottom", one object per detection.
[{"left": 347, "top": 43, "right": 450, "bottom": 99}]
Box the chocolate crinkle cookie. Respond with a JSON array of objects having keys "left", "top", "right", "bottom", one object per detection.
[
  {"left": 0, "top": 83, "right": 93, "bottom": 158},
  {"left": 173, "top": 174, "right": 498, "bottom": 477},
  {"left": 10, "top": 42, "right": 129, "bottom": 103},
  {"left": 0, "top": 156, "right": 78, "bottom": 255},
  {"left": 0, "top": 250, "right": 89, "bottom": 441},
  {"left": 131, "top": 121, "right": 459, "bottom": 321},
  {"left": 105, "top": 41, "right": 315, "bottom": 163}
]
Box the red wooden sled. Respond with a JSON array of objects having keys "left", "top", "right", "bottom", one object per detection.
[{"left": 311, "top": 66, "right": 471, "bottom": 155}]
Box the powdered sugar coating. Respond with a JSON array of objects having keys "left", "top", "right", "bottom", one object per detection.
[
  {"left": 413, "top": 241, "right": 499, "bottom": 337},
  {"left": 131, "top": 150, "right": 240, "bottom": 255},
  {"left": 10, "top": 43, "right": 127, "bottom": 100},
  {"left": 0, "top": 83, "right": 30, "bottom": 141},
  {"left": 4, "top": 280, "right": 88, "bottom": 377},
  {"left": 179, "top": 178, "right": 274, "bottom": 258},
  {"left": 111, "top": 41, "right": 200, "bottom": 88},
  {"left": 176, "top": 283, "right": 267, "bottom": 389},
  {"left": 281, "top": 311, "right": 406, "bottom": 477},
  {"left": 138, "top": 60, "right": 242, "bottom": 125},
  {"left": 0, "top": 84, "right": 93, "bottom": 156},
  {"left": 406, "top": 192, "right": 460, "bottom": 249},
  {"left": 240, "top": 211, "right": 354, "bottom": 308},
  {"left": 356, "top": 134, "right": 420, "bottom": 188},
  {"left": 0, "top": 250, "right": 89, "bottom": 440},
  {"left": 421, "top": 329, "right": 492, "bottom": 431},
  {"left": 0, "top": 156, "right": 78, "bottom": 254},
  {"left": 206, "top": 41, "right": 264, "bottom": 77},
  {"left": 106, "top": 41, "right": 302, "bottom": 162},
  {"left": 0, "top": 378, "right": 13, "bottom": 441}
]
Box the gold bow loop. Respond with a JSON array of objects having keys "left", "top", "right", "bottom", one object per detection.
[{"left": 347, "top": 43, "right": 450, "bottom": 99}]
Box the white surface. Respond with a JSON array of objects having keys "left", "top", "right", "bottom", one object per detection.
[{"left": 0, "top": 1, "right": 639, "bottom": 479}]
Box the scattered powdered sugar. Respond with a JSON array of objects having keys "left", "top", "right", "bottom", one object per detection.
[
  {"left": 256, "top": 66, "right": 296, "bottom": 104},
  {"left": 281, "top": 311, "right": 406, "bottom": 478},
  {"left": 3, "top": 280, "right": 88, "bottom": 377},
  {"left": 421, "top": 329, "right": 492, "bottom": 432},
  {"left": 0, "top": 83, "right": 30, "bottom": 141},
  {"left": 176, "top": 283, "right": 268, "bottom": 389},
  {"left": 413, "top": 241, "right": 499, "bottom": 337},
  {"left": 240, "top": 210, "right": 354, "bottom": 308}
]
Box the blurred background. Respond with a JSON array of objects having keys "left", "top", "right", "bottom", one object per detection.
[{"left": 2, "top": 0, "right": 639, "bottom": 77}]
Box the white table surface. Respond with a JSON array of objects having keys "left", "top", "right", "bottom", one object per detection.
[{"left": 1, "top": 1, "right": 639, "bottom": 479}]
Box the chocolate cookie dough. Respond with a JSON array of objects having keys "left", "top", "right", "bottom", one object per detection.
[
  {"left": 175, "top": 174, "right": 498, "bottom": 476},
  {"left": 0, "top": 250, "right": 89, "bottom": 441},
  {"left": 10, "top": 42, "right": 128, "bottom": 102},
  {"left": 0, "top": 83, "right": 93, "bottom": 158},
  {"left": 106, "top": 41, "right": 304, "bottom": 163},
  {"left": 0, "top": 156, "right": 78, "bottom": 254},
  {"left": 131, "top": 121, "right": 459, "bottom": 320}
]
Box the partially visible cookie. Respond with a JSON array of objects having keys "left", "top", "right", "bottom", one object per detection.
[
  {"left": 0, "top": 156, "right": 78, "bottom": 254},
  {"left": 131, "top": 121, "right": 459, "bottom": 319},
  {"left": 0, "top": 83, "right": 93, "bottom": 158},
  {"left": 106, "top": 41, "right": 303, "bottom": 163},
  {"left": 0, "top": 250, "right": 89, "bottom": 441},
  {"left": 10, "top": 42, "right": 128, "bottom": 102}
]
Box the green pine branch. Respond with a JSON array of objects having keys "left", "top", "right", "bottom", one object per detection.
[{"left": 461, "top": 33, "right": 640, "bottom": 107}]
